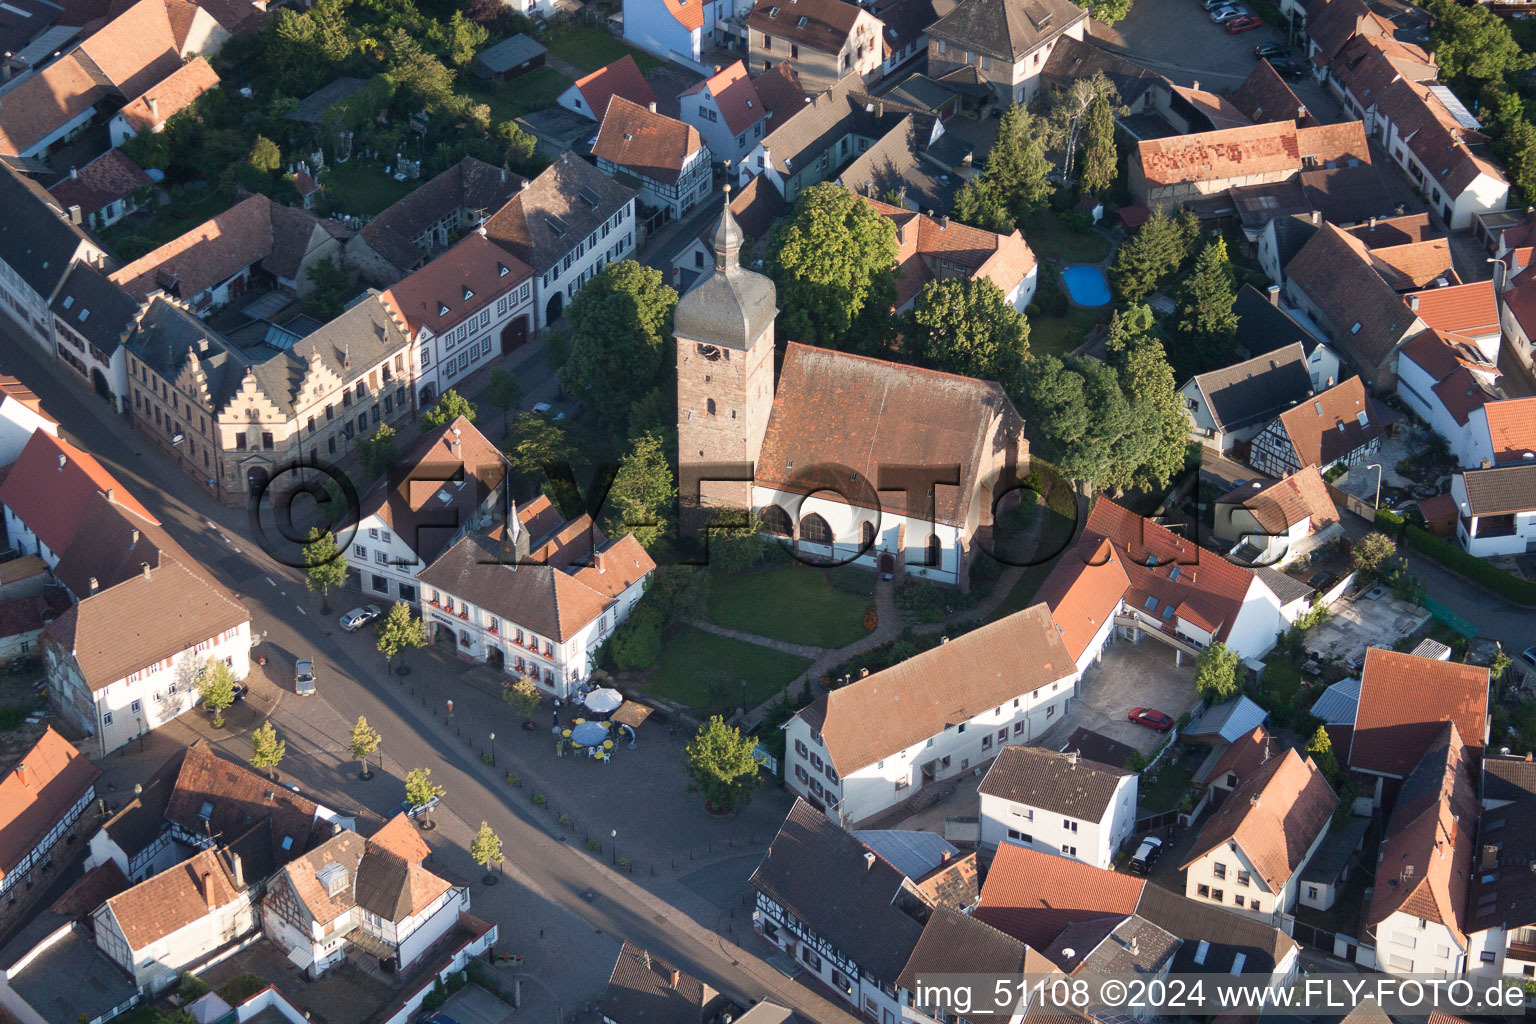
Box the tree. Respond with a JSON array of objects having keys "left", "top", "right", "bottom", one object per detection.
[
  {"left": 703, "top": 509, "right": 768, "bottom": 574},
  {"left": 1193, "top": 641, "right": 1240, "bottom": 704},
  {"left": 1046, "top": 73, "right": 1118, "bottom": 186},
  {"left": 1080, "top": 91, "right": 1119, "bottom": 195},
  {"left": 1171, "top": 237, "right": 1240, "bottom": 378},
  {"left": 604, "top": 431, "right": 675, "bottom": 550},
  {"left": 247, "top": 134, "right": 281, "bottom": 174},
  {"left": 1084, "top": 0, "right": 1133, "bottom": 24},
  {"left": 1106, "top": 305, "right": 1190, "bottom": 491},
  {"left": 1351, "top": 531, "right": 1398, "bottom": 579},
  {"left": 1021, "top": 355, "right": 1142, "bottom": 491},
  {"left": 1427, "top": 0, "right": 1532, "bottom": 88},
  {"left": 982, "top": 105, "right": 1055, "bottom": 225},
  {"left": 386, "top": 29, "right": 456, "bottom": 111},
  {"left": 1305, "top": 724, "right": 1340, "bottom": 786},
  {"left": 197, "top": 659, "right": 237, "bottom": 728},
  {"left": 422, "top": 389, "right": 477, "bottom": 430},
  {"left": 469, "top": 820, "right": 503, "bottom": 881},
  {"left": 404, "top": 767, "right": 445, "bottom": 823},
  {"left": 349, "top": 716, "right": 381, "bottom": 778},
  {"left": 503, "top": 411, "right": 576, "bottom": 495},
  {"left": 302, "top": 257, "right": 349, "bottom": 320},
  {"left": 377, "top": 601, "right": 428, "bottom": 673},
  {"left": 632, "top": 566, "right": 711, "bottom": 628},
  {"left": 682, "top": 715, "right": 763, "bottom": 813},
  {"left": 250, "top": 721, "right": 286, "bottom": 775},
  {"left": 766, "top": 182, "right": 898, "bottom": 351},
  {"left": 905, "top": 277, "right": 1029, "bottom": 390},
  {"left": 302, "top": 528, "right": 347, "bottom": 612},
  {"left": 950, "top": 177, "right": 1014, "bottom": 233},
  {"left": 563, "top": 261, "right": 677, "bottom": 435},
  {"left": 435, "top": 10, "right": 488, "bottom": 67},
  {"left": 502, "top": 676, "right": 542, "bottom": 718},
  {"left": 359, "top": 423, "right": 398, "bottom": 480},
  {"left": 1497, "top": 115, "right": 1536, "bottom": 206},
  {"left": 1109, "top": 209, "right": 1198, "bottom": 303},
  {"left": 494, "top": 120, "right": 541, "bottom": 175},
  {"left": 608, "top": 621, "right": 662, "bottom": 669},
  {"left": 483, "top": 368, "right": 524, "bottom": 437}
]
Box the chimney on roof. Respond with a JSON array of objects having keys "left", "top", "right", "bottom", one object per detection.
[
  {"left": 1482, "top": 458, "right": 1491, "bottom": 469},
  {"left": 148, "top": 97, "right": 159, "bottom": 123},
  {"left": 669, "top": 968, "right": 681, "bottom": 988},
  {"left": 714, "top": 64, "right": 721, "bottom": 73},
  {"left": 141, "top": 563, "right": 150, "bottom": 580},
  {"left": 940, "top": 849, "right": 951, "bottom": 862},
  {"left": 1408, "top": 293, "right": 1419, "bottom": 312},
  {"left": 232, "top": 853, "right": 244, "bottom": 889},
  {"left": 1267, "top": 284, "right": 1280, "bottom": 307},
  {"left": 15, "top": 764, "right": 31, "bottom": 788},
  {"left": 864, "top": 851, "right": 876, "bottom": 870},
  {"left": 88, "top": 577, "right": 99, "bottom": 593},
  {"left": 940, "top": 215, "right": 948, "bottom": 231},
  {"left": 648, "top": 101, "right": 657, "bottom": 113},
  {"left": 1251, "top": 792, "right": 1261, "bottom": 808},
  {"left": 69, "top": 166, "right": 78, "bottom": 180},
  {"left": 1369, "top": 216, "right": 1378, "bottom": 229},
  {"left": 57, "top": 454, "right": 66, "bottom": 471},
  {"left": 1310, "top": 210, "right": 1321, "bottom": 226},
  {"left": 595, "top": 546, "right": 606, "bottom": 574},
  {"left": 1192, "top": 80, "right": 1199, "bottom": 90},
  {"left": 200, "top": 870, "right": 215, "bottom": 909},
  {"left": 1130, "top": 935, "right": 1139, "bottom": 956}
]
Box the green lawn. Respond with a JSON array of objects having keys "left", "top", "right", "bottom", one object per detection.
[
  {"left": 1137, "top": 759, "right": 1193, "bottom": 812},
  {"left": 101, "top": 185, "right": 230, "bottom": 259},
  {"left": 1024, "top": 210, "right": 1112, "bottom": 263},
  {"left": 640, "top": 627, "right": 813, "bottom": 708},
  {"left": 543, "top": 26, "right": 661, "bottom": 72},
  {"left": 317, "top": 162, "right": 418, "bottom": 217},
  {"left": 1030, "top": 305, "right": 1104, "bottom": 358},
  {"left": 462, "top": 66, "right": 574, "bottom": 124},
  {"left": 708, "top": 566, "right": 872, "bottom": 649}
]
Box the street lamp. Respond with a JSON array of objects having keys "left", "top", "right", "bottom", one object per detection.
[
  {"left": 1487, "top": 255, "right": 1514, "bottom": 292},
  {"left": 1366, "top": 463, "right": 1383, "bottom": 510},
  {"left": 489, "top": 732, "right": 496, "bottom": 766},
  {"left": 610, "top": 829, "right": 618, "bottom": 867}
]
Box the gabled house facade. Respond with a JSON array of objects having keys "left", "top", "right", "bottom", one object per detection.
[
  {"left": 1179, "top": 342, "right": 1316, "bottom": 453},
  {"left": 1248, "top": 376, "right": 1384, "bottom": 478},
  {"left": 977, "top": 745, "right": 1136, "bottom": 869},
  {"left": 746, "top": 0, "right": 885, "bottom": 94},
  {"left": 48, "top": 263, "right": 141, "bottom": 414},
  {"left": 0, "top": 164, "right": 110, "bottom": 351},
  {"left": 1451, "top": 463, "right": 1536, "bottom": 558},
  {"left": 47, "top": 149, "right": 155, "bottom": 232},
  {"left": 1212, "top": 466, "right": 1342, "bottom": 568},
  {"left": 556, "top": 56, "right": 659, "bottom": 122},
  {"left": 0, "top": 727, "right": 100, "bottom": 932},
  {"left": 737, "top": 74, "right": 903, "bottom": 201},
  {"left": 593, "top": 97, "right": 714, "bottom": 222},
  {"left": 678, "top": 61, "right": 770, "bottom": 167},
  {"left": 1394, "top": 329, "right": 1502, "bottom": 465},
  {"left": 863, "top": 197, "right": 1037, "bottom": 312},
  {"left": 107, "top": 56, "right": 221, "bottom": 147},
  {"left": 924, "top": 0, "right": 1088, "bottom": 107}
]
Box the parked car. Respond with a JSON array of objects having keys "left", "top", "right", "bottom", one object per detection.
[
  {"left": 204, "top": 685, "right": 248, "bottom": 710},
  {"left": 1210, "top": 6, "right": 1250, "bottom": 23},
  {"left": 1521, "top": 646, "right": 1536, "bottom": 669},
  {"left": 1129, "top": 836, "right": 1164, "bottom": 875},
  {"left": 1226, "top": 15, "right": 1263, "bottom": 32},
  {"left": 1128, "top": 707, "right": 1175, "bottom": 732},
  {"left": 1254, "top": 42, "right": 1288, "bottom": 58},
  {"left": 1200, "top": 0, "right": 1230, "bottom": 9},
  {"left": 295, "top": 659, "right": 315, "bottom": 696},
  {"left": 532, "top": 402, "right": 566, "bottom": 421},
  {"left": 1308, "top": 572, "right": 1339, "bottom": 593},
  {"left": 340, "top": 605, "right": 383, "bottom": 632},
  {"left": 1264, "top": 56, "right": 1307, "bottom": 79},
  {"left": 395, "top": 794, "right": 440, "bottom": 820}
]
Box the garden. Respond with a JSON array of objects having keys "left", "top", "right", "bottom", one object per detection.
[
  {"left": 542, "top": 24, "right": 661, "bottom": 72},
  {"left": 638, "top": 626, "right": 813, "bottom": 709},
  {"left": 707, "top": 564, "right": 874, "bottom": 649}
]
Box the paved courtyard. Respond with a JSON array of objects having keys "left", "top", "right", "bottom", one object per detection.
[
  {"left": 1305, "top": 590, "right": 1431, "bottom": 669},
  {"left": 1053, "top": 638, "right": 1202, "bottom": 755}
]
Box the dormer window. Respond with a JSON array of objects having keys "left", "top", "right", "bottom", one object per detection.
[
  {"left": 199, "top": 800, "right": 214, "bottom": 819},
  {"left": 437, "top": 302, "right": 451, "bottom": 317},
  {"left": 497, "top": 263, "right": 510, "bottom": 277},
  {"left": 462, "top": 286, "right": 475, "bottom": 300},
  {"left": 797, "top": 14, "right": 807, "bottom": 25}
]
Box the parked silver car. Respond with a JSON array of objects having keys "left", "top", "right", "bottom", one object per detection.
[{"left": 295, "top": 658, "right": 316, "bottom": 696}]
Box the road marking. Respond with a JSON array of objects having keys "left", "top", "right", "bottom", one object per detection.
[
  {"left": 266, "top": 577, "right": 276, "bottom": 586},
  {"left": 295, "top": 606, "right": 306, "bottom": 616}
]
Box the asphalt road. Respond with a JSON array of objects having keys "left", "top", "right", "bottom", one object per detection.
[{"left": 0, "top": 320, "right": 860, "bottom": 1024}]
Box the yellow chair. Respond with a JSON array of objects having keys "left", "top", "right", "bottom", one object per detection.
[
  {"left": 562, "top": 729, "right": 572, "bottom": 738},
  {"left": 603, "top": 740, "right": 614, "bottom": 751}
]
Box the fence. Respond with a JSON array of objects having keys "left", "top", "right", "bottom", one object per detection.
[
  {"left": 1324, "top": 482, "right": 1377, "bottom": 522},
  {"left": 1134, "top": 809, "right": 1179, "bottom": 833},
  {"left": 1422, "top": 595, "right": 1477, "bottom": 638},
  {"left": 1291, "top": 920, "right": 1336, "bottom": 953}
]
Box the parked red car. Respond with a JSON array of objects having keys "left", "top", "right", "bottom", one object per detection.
[
  {"left": 1225, "top": 14, "right": 1263, "bottom": 32},
  {"left": 1128, "top": 707, "right": 1175, "bottom": 732}
]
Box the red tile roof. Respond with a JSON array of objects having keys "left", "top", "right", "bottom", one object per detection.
[
  {"left": 1366, "top": 238, "right": 1453, "bottom": 290},
  {"left": 0, "top": 56, "right": 108, "bottom": 157},
  {"left": 662, "top": 0, "right": 704, "bottom": 30},
  {"left": 1404, "top": 280, "right": 1498, "bottom": 337},
  {"left": 1430, "top": 365, "right": 1497, "bottom": 427},
  {"left": 593, "top": 96, "right": 706, "bottom": 185},
  {"left": 1181, "top": 748, "right": 1337, "bottom": 890},
  {"left": 0, "top": 375, "right": 56, "bottom": 425},
  {"left": 105, "top": 846, "right": 243, "bottom": 949},
  {"left": 752, "top": 62, "right": 808, "bottom": 132},
  {"left": 975, "top": 842, "right": 1144, "bottom": 950},
  {"left": 1350, "top": 647, "right": 1488, "bottom": 778},
  {"left": 1034, "top": 539, "right": 1130, "bottom": 663},
  {"left": 381, "top": 233, "right": 532, "bottom": 338},
  {"left": 48, "top": 148, "right": 154, "bottom": 218},
  {"left": 0, "top": 430, "right": 155, "bottom": 556},
  {"left": 1136, "top": 119, "right": 1368, "bottom": 188},
  {"left": 1273, "top": 376, "right": 1383, "bottom": 468},
  {"left": 369, "top": 812, "right": 431, "bottom": 863},
  {"left": 680, "top": 62, "right": 765, "bottom": 137},
  {"left": 114, "top": 55, "right": 220, "bottom": 134},
  {"left": 0, "top": 727, "right": 100, "bottom": 883},
  {"left": 1485, "top": 397, "right": 1536, "bottom": 463},
  {"left": 572, "top": 55, "right": 658, "bottom": 121},
  {"left": 1398, "top": 329, "right": 1494, "bottom": 383},
  {"left": 77, "top": 0, "right": 182, "bottom": 96},
  {"left": 862, "top": 197, "right": 1037, "bottom": 309},
  {"left": 1232, "top": 465, "right": 1340, "bottom": 534}
]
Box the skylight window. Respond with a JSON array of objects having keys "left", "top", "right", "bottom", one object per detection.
[
  {"left": 61, "top": 295, "right": 73, "bottom": 309},
  {"left": 78, "top": 309, "right": 89, "bottom": 322},
  {"left": 1144, "top": 596, "right": 1158, "bottom": 611},
  {"left": 768, "top": 5, "right": 779, "bottom": 16},
  {"left": 1169, "top": 566, "right": 1180, "bottom": 581},
  {"left": 462, "top": 286, "right": 475, "bottom": 300},
  {"left": 199, "top": 800, "right": 214, "bottom": 819},
  {"left": 798, "top": 14, "right": 807, "bottom": 25},
  {"left": 438, "top": 302, "right": 451, "bottom": 316}
]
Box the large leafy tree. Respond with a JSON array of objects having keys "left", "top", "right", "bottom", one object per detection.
[
  {"left": 1109, "top": 208, "right": 1199, "bottom": 303},
  {"left": 422, "top": 389, "right": 477, "bottom": 430},
  {"left": 302, "top": 528, "right": 347, "bottom": 611},
  {"left": 905, "top": 277, "right": 1029, "bottom": 389},
  {"left": 682, "top": 715, "right": 763, "bottom": 813},
  {"left": 358, "top": 423, "right": 398, "bottom": 479},
  {"left": 950, "top": 178, "right": 1014, "bottom": 234},
  {"left": 985, "top": 105, "right": 1055, "bottom": 225},
  {"left": 1497, "top": 114, "right": 1536, "bottom": 206},
  {"left": 1427, "top": 0, "right": 1532, "bottom": 88},
  {"left": 1080, "top": 92, "right": 1119, "bottom": 196},
  {"left": 1194, "top": 642, "right": 1240, "bottom": 703},
  {"left": 386, "top": 29, "right": 456, "bottom": 111},
  {"left": 503, "top": 411, "right": 575, "bottom": 483},
  {"left": 1022, "top": 355, "right": 1136, "bottom": 491},
  {"left": 1046, "top": 73, "right": 1117, "bottom": 186},
  {"left": 604, "top": 431, "right": 675, "bottom": 550},
  {"left": 431, "top": 10, "right": 489, "bottom": 67},
  {"left": 377, "top": 601, "right": 428, "bottom": 672},
  {"left": 766, "top": 182, "right": 897, "bottom": 351},
  {"left": 563, "top": 260, "right": 677, "bottom": 436},
  {"left": 1106, "top": 305, "right": 1190, "bottom": 492},
  {"left": 404, "top": 767, "right": 445, "bottom": 825},
  {"left": 483, "top": 368, "right": 524, "bottom": 437},
  {"left": 303, "top": 257, "right": 349, "bottom": 321},
  {"left": 469, "top": 821, "right": 503, "bottom": 880},
  {"left": 1171, "top": 237, "right": 1240, "bottom": 378}
]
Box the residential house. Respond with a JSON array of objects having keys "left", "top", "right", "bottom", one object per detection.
[
  {"left": 0, "top": 55, "right": 108, "bottom": 160},
  {"left": 752, "top": 60, "right": 809, "bottom": 132},
  {"left": 0, "top": 581, "right": 68, "bottom": 661},
  {"left": 0, "top": 163, "right": 110, "bottom": 351},
  {"left": 598, "top": 942, "right": 725, "bottom": 1024},
  {"left": 1473, "top": 397, "right": 1536, "bottom": 470},
  {"left": 381, "top": 232, "right": 536, "bottom": 407},
  {"left": 1230, "top": 59, "right": 1308, "bottom": 125},
  {"left": 1248, "top": 376, "right": 1384, "bottom": 478},
  {"left": 82, "top": 751, "right": 184, "bottom": 883},
  {"left": 837, "top": 112, "right": 969, "bottom": 215},
  {"left": 110, "top": 194, "right": 346, "bottom": 311},
  {"left": 263, "top": 816, "right": 468, "bottom": 977},
  {"left": 1362, "top": 722, "right": 1478, "bottom": 975},
  {"left": 1180, "top": 748, "right": 1338, "bottom": 922},
  {"left": 1298, "top": 815, "right": 1371, "bottom": 912},
  {"left": 1038, "top": 913, "right": 1179, "bottom": 994},
  {"left": 108, "top": 56, "right": 220, "bottom": 147},
  {"left": 977, "top": 745, "right": 1136, "bottom": 868},
  {"left": 48, "top": 149, "right": 154, "bottom": 231},
  {"left": 871, "top": 0, "right": 937, "bottom": 78},
  {"left": 783, "top": 604, "right": 1077, "bottom": 825},
  {"left": 484, "top": 152, "right": 638, "bottom": 328},
  {"left": 738, "top": 74, "right": 905, "bottom": 201},
  {"left": 1034, "top": 539, "right": 1131, "bottom": 676},
  {"left": 91, "top": 846, "right": 257, "bottom": 993},
  {"left": 620, "top": 0, "right": 753, "bottom": 74},
  {"left": 556, "top": 55, "right": 659, "bottom": 122},
  {"left": 345, "top": 416, "right": 509, "bottom": 606},
  {"left": 1403, "top": 280, "right": 1501, "bottom": 364},
  {"left": 1348, "top": 647, "right": 1489, "bottom": 811},
  {"left": 679, "top": 61, "right": 770, "bottom": 167},
  {"left": 0, "top": 920, "right": 140, "bottom": 1024},
  {"left": 1394, "top": 330, "right": 1502, "bottom": 465},
  {"left": 863, "top": 198, "right": 1036, "bottom": 312},
  {"left": 924, "top": 0, "right": 1089, "bottom": 107},
  {"left": 0, "top": 375, "right": 58, "bottom": 466},
  {"left": 1231, "top": 286, "right": 1342, "bottom": 392},
  {"left": 1178, "top": 342, "right": 1316, "bottom": 453},
  {"left": 593, "top": 97, "right": 714, "bottom": 222},
  {"left": 344, "top": 157, "right": 524, "bottom": 284},
  {"left": 417, "top": 500, "right": 655, "bottom": 697},
  {"left": 1212, "top": 465, "right": 1342, "bottom": 568},
  {"left": 1466, "top": 752, "right": 1536, "bottom": 985},
  {"left": 49, "top": 263, "right": 141, "bottom": 413},
  {"left": 124, "top": 294, "right": 414, "bottom": 503},
  {"left": 895, "top": 903, "right": 1049, "bottom": 1024},
  {"left": 746, "top": 0, "right": 885, "bottom": 94},
  {"left": 0, "top": 728, "right": 100, "bottom": 932},
  {"left": 749, "top": 800, "right": 986, "bottom": 1023},
  {"left": 1129, "top": 120, "right": 1370, "bottom": 212},
  {"left": 1451, "top": 463, "right": 1536, "bottom": 557}
]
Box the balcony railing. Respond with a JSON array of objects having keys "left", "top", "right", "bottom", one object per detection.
[{"left": 1509, "top": 942, "right": 1536, "bottom": 962}]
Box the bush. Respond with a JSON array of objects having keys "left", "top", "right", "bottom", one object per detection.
[
  {"left": 216, "top": 975, "right": 266, "bottom": 1006},
  {"left": 1374, "top": 508, "right": 1407, "bottom": 536},
  {"left": 446, "top": 971, "right": 467, "bottom": 993},
  {"left": 827, "top": 564, "right": 877, "bottom": 597},
  {"left": 609, "top": 620, "right": 662, "bottom": 669},
  {"left": 532, "top": 793, "right": 547, "bottom": 805},
  {"left": 1404, "top": 525, "right": 1536, "bottom": 604},
  {"left": 422, "top": 978, "right": 448, "bottom": 1012},
  {"left": 177, "top": 975, "right": 210, "bottom": 1000},
  {"left": 586, "top": 838, "right": 601, "bottom": 852}
]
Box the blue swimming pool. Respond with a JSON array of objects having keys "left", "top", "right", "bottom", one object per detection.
[{"left": 1061, "top": 264, "right": 1111, "bottom": 307}]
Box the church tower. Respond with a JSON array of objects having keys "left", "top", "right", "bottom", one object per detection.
[{"left": 674, "top": 188, "right": 778, "bottom": 511}]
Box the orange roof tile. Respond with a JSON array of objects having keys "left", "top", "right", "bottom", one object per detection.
[
  {"left": 1350, "top": 647, "right": 1488, "bottom": 778},
  {"left": 1366, "top": 238, "right": 1453, "bottom": 290},
  {"left": 861, "top": 197, "right": 1037, "bottom": 308},
  {"left": 593, "top": 96, "right": 705, "bottom": 185},
  {"left": 0, "top": 727, "right": 100, "bottom": 882},
  {"left": 572, "top": 56, "right": 658, "bottom": 121},
  {"left": 0, "top": 430, "right": 156, "bottom": 556},
  {"left": 1274, "top": 376, "right": 1383, "bottom": 468},
  {"left": 114, "top": 55, "right": 220, "bottom": 134},
  {"left": 1137, "top": 119, "right": 1368, "bottom": 188},
  {"left": 1485, "top": 397, "right": 1536, "bottom": 463},
  {"left": 1034, "top": 539, "right": 1130, "bottom": 662},
  {"left": 679, "top": 62, "right": 764, "bottom": 137},
  {"left": 368, "top": 812, "right": 430, "bottom": 863},
  {"left": 1233, "top": 466, "right": 1341, "bottom": 534},
  {"left": 77, "top": 0, "right": 181, "bottom": 96},
  {"left": 1404, "top": 280, "right": 1499, "bottom": 337},
  {"left": 0, "top": 56, "right": 108, "bottom": 157},
  {"left": 662, "top": 0, "right": 704, "bottom": 33},
  {"left": 975, "top": 842, "right": 1144, "bottom": 950},
  {"left": 105, "top": 847, "right": 242, "bottom": 949},
  {"left": 1431, "top": 365, "right": 1497, "bottom": 427},
  {"left": 381, "top": 233, "right": 533, "bottom": 338},
  {"left": 0, "top": 376, "right": 56, "bottom": 424}
]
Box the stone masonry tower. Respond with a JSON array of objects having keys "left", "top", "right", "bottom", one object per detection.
[{"left": 674, "top": 188, "right": 778, "bottom": 512}]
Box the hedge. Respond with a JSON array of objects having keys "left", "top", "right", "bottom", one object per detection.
[
  {"left": 1374, "top": 508, "right": 1406, "bottom": 536},
  {"left": 1403, "top": 525, "right": 1536, "bottom": 605}
]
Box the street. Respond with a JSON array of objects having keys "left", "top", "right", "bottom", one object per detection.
[{"left": 0, "top": 320, "right": 860, "bottom": 1024}]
